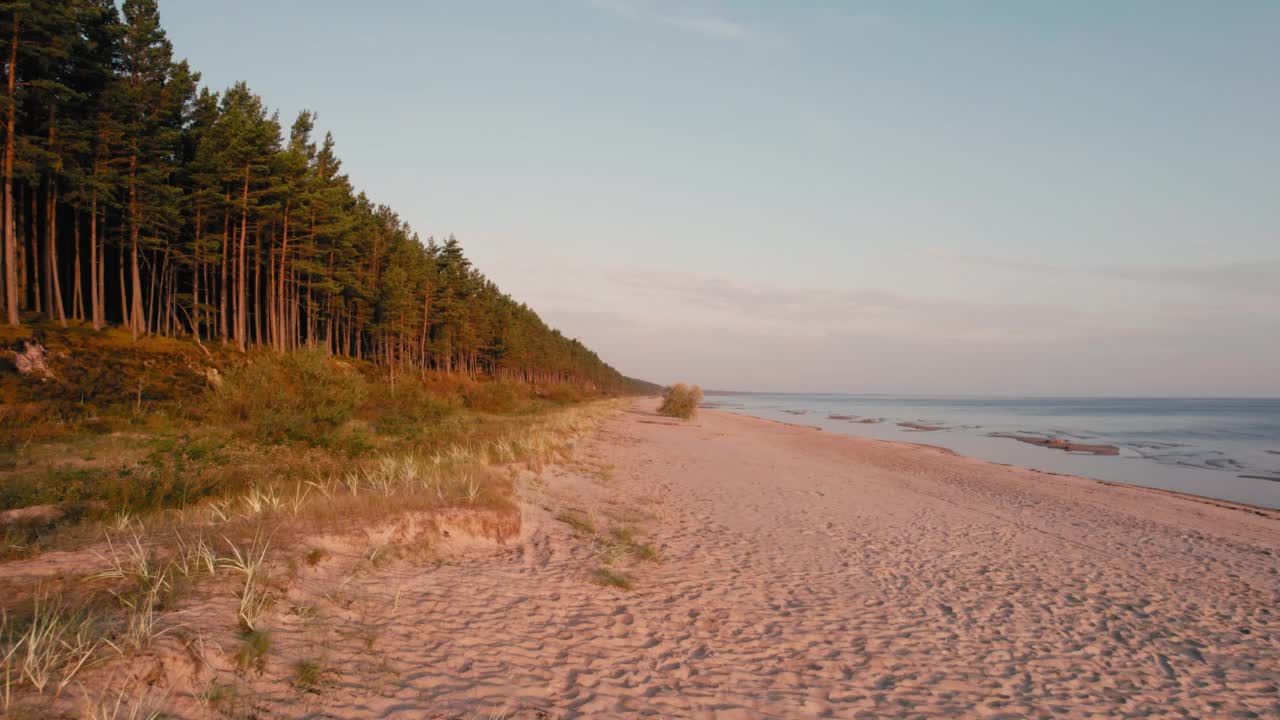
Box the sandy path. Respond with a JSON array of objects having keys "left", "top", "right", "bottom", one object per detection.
[{"left": 262, "top": 399, "right": 1279, "bottom": 719}]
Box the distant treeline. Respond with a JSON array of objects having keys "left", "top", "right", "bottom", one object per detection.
[{"left": 0, "top": 0, "right": 646, "bottom": 392}]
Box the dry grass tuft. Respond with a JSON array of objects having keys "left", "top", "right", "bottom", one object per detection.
[
  {"left": 602, "top": 525, "right": 659, "bottom": 563},
  {"left": 235, "top": 628, "right": 272, "bottom": 674},
  {"left": 292, "top": 658, "right": 327, "bottom": 693},
  {"left": 555, "top": 510, "right": 596, "bottom": 536},
  {"left": 80, "top": 680, "right": 168, "bottom": 720},
  {"left": 0, "top": 592, "right": 103, "bottom": 699},
  {"left": 658, "top": 383, "right": 703, "bottom": 420},
  {"left": 591, "top": 567, "right": 635, "bottom": 591},
  {"left": 221, "top": 532, "right": 275, "bottom": 631}
]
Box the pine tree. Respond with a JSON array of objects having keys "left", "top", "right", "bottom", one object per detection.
[{"left": 0, "top": 0, "right": 640, "bottom": 392}]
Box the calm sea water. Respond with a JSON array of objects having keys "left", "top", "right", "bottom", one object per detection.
[{"left": 706, "top": 393, "right": 1280, "bottom": 509}]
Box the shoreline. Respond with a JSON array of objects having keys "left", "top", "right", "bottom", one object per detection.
[
  {"left": 712, "top": 404, "right": 1280, "bottom": 512},
  {"left": 18, "top": 398, "right": 1276, "bottom": 718}
]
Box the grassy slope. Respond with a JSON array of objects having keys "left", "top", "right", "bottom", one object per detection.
[
  {"left": 1, "top": 323, "right": 605, "bottom": 550},
  {"left": 0, "top": 322, "right": 621, "bottom": 714}
]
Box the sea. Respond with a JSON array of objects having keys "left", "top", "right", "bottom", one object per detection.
[{"left": 705, "top": 393, "right": 1280, "bottom": 509}]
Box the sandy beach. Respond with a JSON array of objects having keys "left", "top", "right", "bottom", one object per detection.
[{"left": 205, "top": 397, "right": 1278, "bottom": 719}]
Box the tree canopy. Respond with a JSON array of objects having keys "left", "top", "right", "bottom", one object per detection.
[{"left": 0, "top": 0, "right": 638, "bottom": 392}]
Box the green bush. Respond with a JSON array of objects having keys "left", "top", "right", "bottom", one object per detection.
[
  {"left": 463, "top": 379, "right": 534, "bottom": 414},
  {"left": 0, "top": 434, "right": 237, "bottom": 514},
  {"left": 368, "top": 380, "right": 461, "bottom": 439},
  {"left": 541, "top": 383, "right": 586, "bottom": 405},
  {"left": 214, "top": 349, "right": 367, "bottom": 445},
  {"left": 658, "top": 383, "right": 703, "bottom": 420}
]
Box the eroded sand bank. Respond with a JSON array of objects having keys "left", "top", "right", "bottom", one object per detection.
[{"left": 195, "top": 398, "right": 1280, "bottom": 718}]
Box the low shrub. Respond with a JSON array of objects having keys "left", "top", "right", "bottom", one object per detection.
[
  {"left": 540, "top": 383, "right": 586, "bottom": 405},
  {"left": 463, "top": 379, "right": 534, "bottom": 414},
  {"left": 213, "top": 349, "right": 367, "bottom": 445},
  {"left": 658, "top": 383, "right": 703, "bottom": 420},
  {"left": 0, "top": 432, "right": 233, "bottom": 509},
  {"left": 367, "top": 380, "right": 461, "bottom": 439}
]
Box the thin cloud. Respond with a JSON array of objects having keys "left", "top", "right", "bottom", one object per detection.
[
  {"left": 590, "top": 0, "right": 756, "bottom": 41},
  {"left": 925, "top": 248, "right": 1280, "bottom": 297},
  {"left": 589, "top": 0, "right": 641, "bottom": 20},
  {"left": 924, "top": 247, "right": 1061, "bottom": 274},
  {"left": 485, "top": 259, "right": 1280, "bottom": 394},
  {"left": 661, "top": 15, "right": 755, "bottom": 40}
]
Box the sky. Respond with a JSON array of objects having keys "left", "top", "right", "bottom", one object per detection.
[{"left": 160, "top": 1, "right": 1280, "bottom": 396}]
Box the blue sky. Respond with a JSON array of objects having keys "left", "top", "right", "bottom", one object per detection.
[{"left": 161, "top": 1, "right": 1279, "bottom": 395}]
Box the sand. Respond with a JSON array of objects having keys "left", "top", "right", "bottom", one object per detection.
[
  {"left": 178, "top": 397, "right": 1272, "bottom": 719},
  {"left": 33, "top": 398, "right": 1279, "bottom": 718}
]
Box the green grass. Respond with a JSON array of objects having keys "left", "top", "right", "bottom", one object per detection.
[
  {"left": 0, "top": 325, "right": 627, "bottom": 713},
  {"left": 367, "top": 381, "right": 460, "bottom": 439},
  {"left": 555, "top": 510, "right": 596, "bottom": 535},
  {"left": 0, "top": 328, "right": 615, "bottom": 556},
  {"left": 212, "top": 348, "right": 368, "bottom": 446},
  {"left": 591, "top": 567, "right": 635, "bottom": 591},
  {"left": 292, "top": 659, "right": 326, "bottom": 693},
  {"left": 199, "top": 682, "right": 240, "bottom": 714},
  {"left": 599, "top": 525, "right": 659, "bottom": 565},
  {"left": 235, "top": 628, "right": 272, "bottom": 674},
  {"left": 462, "top": 379, "right": 537, "bottom": 414}
]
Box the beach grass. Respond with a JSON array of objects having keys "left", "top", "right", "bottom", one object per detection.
[
  {"left": 292, "top": 659, "right": 327, "bottom": 693},
  {"left": 591, "top": 567, "right": 635, "bottom": 591},
  {"left": 555, "top": 510, "right": 597, "bottom": 535},
  {"left": 0, "top": 329, "right": 623, "bottom": 712}
]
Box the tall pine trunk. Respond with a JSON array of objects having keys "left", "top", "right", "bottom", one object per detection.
[
  {"left": 276, "top": 201, "right": 289, "bottom": 351},
  {"left": 219, "top": 192, "right": 229, "bottom": 342},
  {"left": 92, "top": 198, "right": 104, "bottom": 329},
  {"left": 2, "top": 15, "right": 18, "bottom": 325},
  {"left": 45, "top": 179, "right": 66, "bottom": 327},
  {"left": 118, "top": 239, "right": 126, "bottom": 327},
  {"left": 72, "top": 209, "right": 83, "bottom": 321},
  {"left": 256, "top": 226, "right": 265, "bottom": 344},
  {"left": 129, "top": 155, "right": 144, "bottom": 340},
  {"left": 26, "top": 188, "right": 38, "bottom": 314},
  {"left": 236, "top": 164, "right": 248, "bottom": 351},
  {"left": 45, "top": 105, "right": 66, "bottom": 326},
  {"left": 192, "top": 204, "right": 201, "bottom": 341}
]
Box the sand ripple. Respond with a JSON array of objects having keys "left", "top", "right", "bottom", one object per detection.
[{"left": 239, "top": 401, "right": 1280, "bottom": 719}]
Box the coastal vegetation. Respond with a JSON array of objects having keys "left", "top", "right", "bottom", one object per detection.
[
  {"left": 0, "top": 0, "right": 645, "bottom": 393},
  {"left": 0, "top": 3, "right": 657, "bottom": 708},
  {"left": 0, "top": 325, "right": 625, "bottom": 713},
  {"left": 658, "top": 383, "right": 703, "bottom": 420},
  {"left": 0, "top": 2, "right": 666, "bottom": 714}
]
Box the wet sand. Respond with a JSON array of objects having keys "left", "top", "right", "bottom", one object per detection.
[{"left": 236, "top": 397, "right": 1280, "bottom": 718}]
